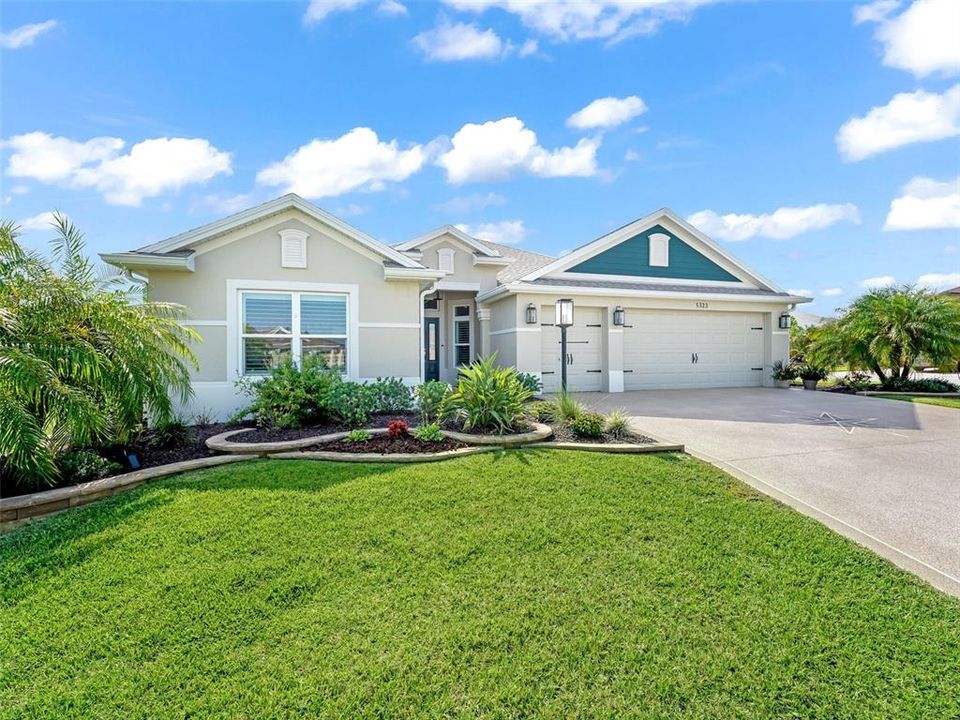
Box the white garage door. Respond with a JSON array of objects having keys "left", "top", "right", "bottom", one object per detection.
[
  {"left": 623, "top": 310, "right": 765, "bottom": 390},
  {"left": 541, "top": 306, "right": 603, "bottom": 392}
]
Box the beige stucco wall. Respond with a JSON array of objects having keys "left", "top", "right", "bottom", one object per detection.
[{"left": 416, "top": 237, "right": 503, "bottom": 292}]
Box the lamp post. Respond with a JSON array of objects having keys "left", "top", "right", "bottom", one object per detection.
[{"left": 555, "top": 298, "right": 574, "bottom": 392}]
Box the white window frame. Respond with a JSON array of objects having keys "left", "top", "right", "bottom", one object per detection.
[
  {"left": 649, "top": 232, "right": 670, "bottom": 267},
  {"left": 453, "top": 304, "right": 472, "bottom": 367},
  {"left": 226, "top": 280, "right": 359, "bottom": 379}
]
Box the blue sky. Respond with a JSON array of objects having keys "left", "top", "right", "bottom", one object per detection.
[{"left": 2, "top": 0, "right": 958, "bottom": 313}]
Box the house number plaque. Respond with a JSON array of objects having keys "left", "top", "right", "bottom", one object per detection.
[{"left": 696, "top": 301, "right": 709, "bottom": 309}]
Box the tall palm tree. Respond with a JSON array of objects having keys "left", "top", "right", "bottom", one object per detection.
[
  {"left": 809, "top": 285, "right": 960, "bottom": 383},
  {"left": 0, "top": 215, "right": 199, "bottom": 487}
]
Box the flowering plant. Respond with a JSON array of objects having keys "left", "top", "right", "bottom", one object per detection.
[{"left": 387, "top": 419, "right": 409, "bottom": 437}]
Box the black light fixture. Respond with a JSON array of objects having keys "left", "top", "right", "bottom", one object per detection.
[
  {"left": 555, "top": 299, "right": 574, "bottom": 391},
  {"left": 779, "top": 312, "right": 791, "bottom": 330},
  {"left": 525, "top": 303, "right": 537, "bottom": 324},
  {"left": 613, "top": 305, "right": 625, "bottom": 326}
]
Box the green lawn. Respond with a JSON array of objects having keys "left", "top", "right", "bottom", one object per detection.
[
  {"left": 871, "top": 393, "right": 960, "bottom": 409},
  {"left": 2, "top": 452, "right": 958, "bottom": 719}
]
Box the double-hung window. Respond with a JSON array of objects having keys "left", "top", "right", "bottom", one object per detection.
[{"left": 241, "top": 291, "right": 348, "bottom": 375}]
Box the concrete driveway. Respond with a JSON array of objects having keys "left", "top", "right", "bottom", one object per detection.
[{"left": 583, "top": 388, "right": 960, "bottom": 596}]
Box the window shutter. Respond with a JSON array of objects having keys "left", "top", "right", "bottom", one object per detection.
[{"left": 279, "top": 229, "right": 308, "bottom": 268}]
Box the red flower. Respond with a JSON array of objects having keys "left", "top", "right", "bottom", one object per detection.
[{"left": 387, "top": 419, "right": 409, "bottom": 437}]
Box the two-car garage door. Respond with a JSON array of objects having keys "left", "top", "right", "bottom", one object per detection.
[{"left": 623, "top": 309, "right": 765, "bottom": 390}]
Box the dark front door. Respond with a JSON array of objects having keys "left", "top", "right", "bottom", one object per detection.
[{"left": 424, "top": 317, "right": 440, "bottom": 382}]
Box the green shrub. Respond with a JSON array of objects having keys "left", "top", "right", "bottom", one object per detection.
[
  {"left": 834, "top": 371, "right": 875, "bottom": 391},
  {"left": 412, "top": 423, "right": 444, "bottom": 442},
  {"left": 881, "top": 377, "right": 959, "bottom": 393},
  {"left": 233, "top": 354, "right": 342, "bottom": 429},
  {"left": 365, "top": 377, "right": 413, "bottom": 414},
  {"left": 329, "top": 382, "right": 376, "bottom": 428},
  {"left": 150, "top": 416, "right": 192, "bottom": 449},
  {"left": 345, "top": 429, "right": 371, "bottom": 443},
  {"left": 555, "top": 391, "right": 586, "bottom": 424},
  {"left": 516, "top": 372, "right": 542, "bottom": 395},
  {"left": 446, "top": 355, "right": 533, "bottom": 434},
  {"left": 193, "top": 408, "right": 215, "bottom": 428},
  {"left": 57, "top": 449, "right": 122, "bottom": 484},
  {"left": 771, "top": 360, "right": 797, "bottom": 381},
  {"left": 604, "top": 409, "right": 631, "bottom": 439},
  {"left": 528, "top": 400, "right": 557, "bottom": 423},
  {"left": 797, "top": 364, "right": 829, "bottom": 381},
  {"left": 569, "top": 412, "right": 604, "bottom": 439},
  {"left": 415, "top": 380, "right": 450, "bottom": 424}
]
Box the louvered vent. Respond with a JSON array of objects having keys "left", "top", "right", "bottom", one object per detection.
[{"left": 279, "top": 229, "right": 308, "bottom": 268}]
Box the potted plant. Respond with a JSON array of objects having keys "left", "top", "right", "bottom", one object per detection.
[
  {"left": 797, "top": 363, "right": 828, "bottom": 390},
  {"left": 771, "top": 360, "right": 796, "bottom": 389}
]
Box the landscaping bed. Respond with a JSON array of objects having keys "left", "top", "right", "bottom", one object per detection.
[
  {"left": 223, "top": 413, "right": 419, "bottom": 443},
  {"left": 304, "top": 433, "right": 466, "bottom": 454},
  {"left": 543, "top": 421, "right": 655, "bottom": 445}
]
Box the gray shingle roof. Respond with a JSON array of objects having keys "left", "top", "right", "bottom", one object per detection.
[
  {"left": 480, "top": 242, "right": 555, "bottom": 282},
  {"left": 524, "top": 277, "right": 791, "bottom": 297}
]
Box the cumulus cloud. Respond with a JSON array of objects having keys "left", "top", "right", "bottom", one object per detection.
[
  {"left": 15, "top": 211, "right": 62, "bottom": 231},
  {"left": 196, "top": 192, "right": 256, "bottom": 215},
  {"left": 787, "top": 289, "right": 813, "bottom": 297},
  {"left": 256, "top": 127, "right": 428, "bottom": 198},
  {"left": 443, "top": 0, "right": 718, "bottom": 43},
  {"left": 835, "top": 84, "right": 960, "bottom": 161},
  {"left": 821, "top": 288, "right": 844, "bottom": 297},
  {"left": 377, "top": 0, "right": 408, "bottom": 15},
  {"left": 916, "top": 272, "right": 960, "bottom": 289},
  {"left": 860, "top": 275, "right": 896, "bottom": 289},
  {"left": 437, "top": 117, "right": 599, "bottom": 183},
  {"left": 455, "top": 219, "right": 529, "bottom": 244},
  {"left": 687, "top": 204, "right": 861, "bottom": 241},
  {"left": 414, "top": 18, "right": 536, "bottom": 61},
  {"left": 884, "top": 176, "right": 960, "bottom": 230},
  {"left": 567, "top": 95, "right": 647, "bottom": 130},
  {"left": 3, "top": 132, "right": 232, "bottom": 206},
  {"left": 303, "top": 0, "right": 367, "bottom": 24},
  {"left": 434, "top": 192, "right": 506, "bottom": 213},
  {"left": 855, "top": 0, "right": 960, "bottom": 77},
  {"left": 0, "top": 20, "right": 58, "bottom": 49}
]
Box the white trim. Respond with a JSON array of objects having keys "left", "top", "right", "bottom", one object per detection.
[
  {"left": 100, "top": 252, "right": 195, "bottom": 272},
  {"left": 359, "top": 322, "right": 420, "bottom": 329},
  {"left": 608, "top": 328, "right": 624, "bottom": 334},
  {"left": 452, "top": 303, "right": 473, "bottom": 367},
  {"left": 608, "top": 369, "right": 624, "bottom": 393},
  {"left": 138, "top": 193, "right": 423, "bottom": 269},
  {"left": 475, "top": 307, "right": 492, "bottom": 321},
  {"left": 435, "top": 280, "right": 481, "bottom": 292},
  {"left": 182, "top": 320, "right": 228, "bottom": 327},
  {"left": 489, "top": 327, "right": 542, "bottom": 336},
  {"left": 396, "top": 224, "right": 501, "bottom": 258},
  {"left": 552, "top": 271, "right": 752, "bottom": 289},
  {"left": 472, "top": 255, "right": 514, "bottom": 267},
  {"left": 772, "top": 331, "right": 789, "bottom": 336},
  {"left": 384, "top": 266, "right": 446, "bottom": 281},
  {"left": 477, "top": 282, "right": 809, "bottom": 305},
  {"left": 226, "top": 279, "right": 359, "bottom": 380}
]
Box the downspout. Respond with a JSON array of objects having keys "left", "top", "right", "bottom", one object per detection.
[{"left": 419, "top": 282, "right": 438, "bottom": 382}]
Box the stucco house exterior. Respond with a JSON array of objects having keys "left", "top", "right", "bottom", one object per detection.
[{"left": 103, "top": 194, "right": 811, "bottom": 418}]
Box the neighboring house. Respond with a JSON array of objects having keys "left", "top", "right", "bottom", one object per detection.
[
  {"left": 103, "top": 194, "right": 810, "bottom": 417},
  {"left": 792, "top": 310, "right": 830, "bottom": 328}
]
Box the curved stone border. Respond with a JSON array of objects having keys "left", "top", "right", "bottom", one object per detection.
[
  {"left": 207, "top": 427, "right": 390, "bottom": 454},
  {"left": 1, "top": 455, "right": 256, "bottom": 531},
  {"left": 441, "top": 422, "right": 552, "bottom": 446},
  {"left": 270, "top": 445, "right": 499, "bottom": 464}
]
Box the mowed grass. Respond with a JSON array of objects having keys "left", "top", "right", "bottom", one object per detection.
[
  {"left": 1, "top": 452, "right": 958, "bottom": 719},
  {"left": 871, "top": 393, "right": 960, "bottom": 409}
]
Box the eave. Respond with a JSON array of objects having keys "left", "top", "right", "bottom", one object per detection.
[{"left": 100, "top": 252, "right": 195, "bottom": 273}]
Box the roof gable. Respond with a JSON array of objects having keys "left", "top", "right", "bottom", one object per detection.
[{"left": 395, "top": 225, "right": 501, "bottom": 258}]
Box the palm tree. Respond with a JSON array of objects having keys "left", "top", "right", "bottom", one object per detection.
[
  {"left": 809, "top": 285, "right": 960, "bottom": 383},
  {"left": 0, "top": 215, "right": 199, "bottom": 487}
]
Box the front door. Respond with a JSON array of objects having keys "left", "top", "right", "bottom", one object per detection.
[{"left": 424, "top": 317, "right": 440, "bottom": 382}]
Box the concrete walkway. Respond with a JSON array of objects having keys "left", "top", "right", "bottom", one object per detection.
[{"left": 582, "top": 388, "right": 960, "bottom": 597}]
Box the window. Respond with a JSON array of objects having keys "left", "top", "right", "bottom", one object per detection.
[
  {"left": 280, "top": 229, "right": 308, "bottom": 268},
  {"left": 454, "top": 305, "right": 471, "bottom": 366},
  {"left": 438, "top": 247, "right": 455, "bottom": 274},
  {"left": 241, "top": 291, "right": 347, "bottom": 375},
  {"left": 649, "top": 232, "right": 669, "bottom": 267}
]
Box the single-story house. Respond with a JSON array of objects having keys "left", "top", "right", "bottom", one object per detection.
[{"left": 103, "top": 194, "right": 811, "bottom": 418}]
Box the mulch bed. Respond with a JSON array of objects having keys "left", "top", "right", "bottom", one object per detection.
[
  {"left": 304, "top": 433, "right": 467, "bottom": 454},
  {"left": 226, "top": 414, "right": 419, "bottom": 443},
  {"left": 441, "top": 420, "right": 534, "bottom": 435},
  {"left": 543, "top": 422, "right": 656, "bottom": 445}
]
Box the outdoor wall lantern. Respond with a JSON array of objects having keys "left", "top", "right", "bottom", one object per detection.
[
  {"left": 555, "top": 299, "right": 574, "bottom": 391},
  {"left": 525, "top": 303, "right": 538, "bottom": 324},
  {"left": 779, "top": 312, "right": 791, "bottom": 330},
  {"left": 613, "top": 305, "right": 626, "bottom": 326}
]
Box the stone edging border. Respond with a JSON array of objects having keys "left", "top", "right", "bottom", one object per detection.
[
  {"left": 441, "top": 422, "right": 552, "bottom": 446},
  {"left": 206, "top": 427, "right": 393, "bottom": 454},
  {"left": 1, "top": 455, "right": 256, "bottom": 530},
  {"left": 856, "top": 391, "right": 960, "bottom": 397},
  {"left": 526, "top": 440, "right": 684, "bottom": 453}
]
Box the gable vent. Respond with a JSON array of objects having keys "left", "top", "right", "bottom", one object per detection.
[{"left": 280, "top": 229, "right": 308, "bottom": 268}]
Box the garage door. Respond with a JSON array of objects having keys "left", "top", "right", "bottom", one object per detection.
[
  {"left": 541, "top": 306, "right": 603, "bottom": 392},
  {"left": 623, "top": 310, "right": 764, "bottom": 390}
]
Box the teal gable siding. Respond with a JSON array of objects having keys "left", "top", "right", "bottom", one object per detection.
[{"left": 567, "top": 224, "right": 741, "bottom": 282}]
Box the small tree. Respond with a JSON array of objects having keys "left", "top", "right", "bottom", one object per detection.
[
  {"left": 809, "top": 285, "right": 960, "bottom": 383},
  {"left": 0, "top": 215, "right": 199, "bottom": 487}
]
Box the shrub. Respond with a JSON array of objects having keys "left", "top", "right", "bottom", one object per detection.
[
  {"left": 555, "top": 391, "right": 586, "bottom": 424},
  {"left": 345, "top": 429, "right": 371, "bottom": 443},
  {"left": 881, "top": 377, "right": 959, "bottom": 393},
  {"left": 57, "top": 449, "right": 122, "bottom": 484},
  {"left": 412, "top": 423, "right": 444, "bottom": 442},
  {"left": 329, "top": 382, "right": 376, "bottom": 428},
  {"left": 366, "top": 377, "right": 413, "bottom": 414},
  {"left": 387, "top": 419, "right": 409, "bottom": 437},
  {"left": 149, "top": 416, "right": 192, "bottom": 449},
  {"left": 233, "top": 354, "right": 341, "bottom": 429},
  {"left": 604, "top": 409, "right": 631, "bottom": 439},
  {"left": 515, "top": 372, "right": 542, "bottom": 395},
  {"left": 193, "top": 408, "right": 215, "bottom": 429},
  {"left": 797, "top": 364, "right": 828, "bottom": 381},
  {"left": 569, "top": 412, "right": 604, "bottom": 439},
  {"left": 528, "top": 400, "right": 557, "bottom": 423},
  {"left": 415, "top": 381, "right": 450, "bottom": 424},
  {"left": 446, "top": 355, "right": 533, "bottom": 434},
  {"left": 771, "top": 360, "right": 797, "bottom": 381},
  {"left": 834, "top": 371, "right": 874, "bottom": 391}
]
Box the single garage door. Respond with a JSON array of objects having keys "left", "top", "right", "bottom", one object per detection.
[
  {"left": 541, "top": 306, "right": 603, "bottom": 392},
  {"left": 623, "top": 309, "right": 764, "bottom": 390}
]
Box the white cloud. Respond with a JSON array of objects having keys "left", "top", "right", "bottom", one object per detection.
[
  {"left": 443, "top": 0, "right": 718, "bottom": 43},
  {"left": 434, "top": 192, "right": 506, "bottom": 213},
  {"left": 455, "top": 219, "right": 529, "bottom": 244},
  {"left": 916, "top": 272, "right": 960, "bottom": 289},
  {"left": 437, "top": 117, "right": 599, "bottom": 183},
  {"left": 256, "top": 127, "right": 427, "bottom": 198},
  {"left": 624, "top": 149, "right": 641, "bottom": 162},
  {"left": 856, "top": 0, "right": 960, "bottom": 77},
  {"left": 787, "top": 289, "right": 813, "bottom": 297},
  {"left": 377, "top": 0, "right": 408, "bottom": 15},
  {"left": 197, "top": 192, "right": 255, "bottom": 215},
  {"left": 835, "top": 84, "right": 960, "bottom": 161},
  {"left": 414, "top": 19, "right": 506, "bottom": 61},
  {"left": 567, "top": 95, "right": 647, "bottom": 130},
  {"left": 16, "top": 211, "right": 61, "bottom": 231},
  {"left": 303, "top": 0, "right": 367, "bottom": 24},
  {"left": 944, "top": 244, "right": 957, "bottom": 255},
  {"left": 0, "top": 20, "right": 58, "bottom": 49},
  {"left": 860, "top": 275, "right": 896, "bottom": 289},
  {"left": 3, "top": 132, "right": 232, "bottom": 206},
  {"left": 821, "top": 288, "right": 844, "bottom": 297},
  {"left": 687, "top": 203, "right": 861, "bottom": 241},
  {"left": 884, "top": 176, "right": 960, "bottom": 230},
  {"left": 334, "top": 203, "right": 369, "bottom": 216}
]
